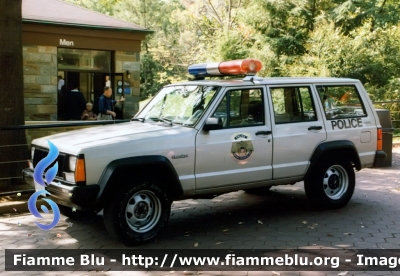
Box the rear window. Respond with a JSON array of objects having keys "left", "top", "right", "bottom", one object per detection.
[
  {"left": 316, "top": 85, "right": 367, "bottom": 119},
  {"left": 270, "top": 86, "right": 317, "bottom": 124}
]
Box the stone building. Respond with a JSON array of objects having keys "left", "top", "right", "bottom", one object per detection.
[{"left": 22, "top": 0, "right": 151, "bottom": 121}]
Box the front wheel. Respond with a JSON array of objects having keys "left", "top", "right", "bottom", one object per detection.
[
  {"left": 104, "top": 180, "right": 171, "bottom": 245},
  {"left": 305, "top": 158, "right": 355, "bottom": 209}
]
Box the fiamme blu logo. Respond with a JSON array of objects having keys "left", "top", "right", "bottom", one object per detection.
[{"left": 28, "top": 140, "right": 61, "bottom": 230}]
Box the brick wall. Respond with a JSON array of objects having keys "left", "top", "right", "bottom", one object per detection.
[{"left": 23, "top": 45, "right": 58, "bottom": 121}]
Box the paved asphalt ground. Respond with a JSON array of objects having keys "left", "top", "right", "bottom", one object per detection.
[{"left": 1, "top": 147, "right": 400, "bottom": 276}]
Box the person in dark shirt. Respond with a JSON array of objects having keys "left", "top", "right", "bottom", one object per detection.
[
  {"left": 97, "top": 86, "right": 125, "bottom": 120},
  {"left": 68, "top": 84, "right": 86, "bottom": 120}
]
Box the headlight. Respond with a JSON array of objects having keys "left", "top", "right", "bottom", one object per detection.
[
  {"left": 31, "top": 146, "right": 35, "bottom": 160},
  {"left": 29, "top": 147, "right": 35, "bottom": 169},
  {"left": 69, "top": 156, "right": 77, "bottom": 171}
]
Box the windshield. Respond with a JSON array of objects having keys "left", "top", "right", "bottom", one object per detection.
[{"left": 137, "top": 85, "right": 220, "bottom": 126}]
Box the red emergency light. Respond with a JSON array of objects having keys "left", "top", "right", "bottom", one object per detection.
[{"left": 188, "top": 59, "right": 262, "bottom": 78}]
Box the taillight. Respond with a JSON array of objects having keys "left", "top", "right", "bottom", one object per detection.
[
  {"left": 377, "top": 127, "right": 382, "bottom": 151},
  {"left": 75, "top": 158, "right": 86, "bottom": 182}
]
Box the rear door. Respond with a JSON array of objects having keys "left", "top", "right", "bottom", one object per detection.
[
  {"left": 195, "top": 86, "right": 273, "bottom": 190},
  {"left": 267, "top": 85, "right": 327, "bottom": 179}
]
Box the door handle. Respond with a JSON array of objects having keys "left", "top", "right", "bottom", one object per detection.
[
  {"left": 308, "top": 126, "right": 322, "bottom": 130},
  {"left": 256, "top": 131, "right": 272, "bottom": 135}
]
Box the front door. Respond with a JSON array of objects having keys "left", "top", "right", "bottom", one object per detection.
[
  {"left": 195, "top": 87, "right": 273, "bottom": 191},
  {"left": 267, "top": 85, "right": 327, "bottom": 179}
]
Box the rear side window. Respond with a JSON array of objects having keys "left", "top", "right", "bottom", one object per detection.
[
  {"left": 270, "top": 86, "right": 317, "bottom": 124},
  {"left": 316, "top": 85, "right": 367, "bottom": 119}
]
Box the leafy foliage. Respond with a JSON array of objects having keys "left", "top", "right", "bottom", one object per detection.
[
  {"left": 64, "top": 0, "right": 400, "bottom": 116},
  {"left": 64, "top": 0, "right": 119, "bottom": 15}
]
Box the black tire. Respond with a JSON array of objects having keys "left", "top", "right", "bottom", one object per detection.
[
  {"left": 103, "top": 178, "right": 171, "bottom": 245},
  {"left": 58, "top": 205, "right": 97, "bottom": 219},
  {"left": 244, "top": 186, "right": 272, "bottom": 195},
  {"left": 305, "top": 157, "right": 355, "bottom": 209}
]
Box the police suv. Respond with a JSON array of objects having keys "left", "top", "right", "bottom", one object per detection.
[{"left": 23, "top": 59, "right": 386, "bottom": 245}]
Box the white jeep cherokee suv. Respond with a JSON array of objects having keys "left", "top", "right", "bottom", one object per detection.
[{"left": 23, "top": 59, "right": 386, "bottom": 245}]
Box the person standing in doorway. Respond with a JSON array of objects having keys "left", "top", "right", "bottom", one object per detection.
[
  {"left": 57, "top": 75, "right": 67, "bottom": 119},
  {"left": 58, "top": 75, "right": 65, "bottom": 93},
  {"left": 105, "top": 75, "right": 111, "bottom": 88},
  {"left": 97, "top": 86, "right": 125, "bottom": 120},
  {"left": 68, "top": 83, "right": 87, "bottom": 120}
]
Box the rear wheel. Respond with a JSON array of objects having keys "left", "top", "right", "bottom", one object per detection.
[
  {"left": 104, "top": 178, "right": 170, "bottom": 245},
  {"left": 305, "top": 158, "right": 355, "bottom": 209}
]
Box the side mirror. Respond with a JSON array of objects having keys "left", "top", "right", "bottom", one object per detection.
[{"left": 203, "top": 117, "right": 223, "bottom": 131}]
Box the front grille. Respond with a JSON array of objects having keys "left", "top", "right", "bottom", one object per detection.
[{"left": 33, "top": 148, "right": 68, "bottom": 177}]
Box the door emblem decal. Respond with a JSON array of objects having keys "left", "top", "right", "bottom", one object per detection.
[{"left": 231, "top": 133, "right": 254, "bottom": 164}]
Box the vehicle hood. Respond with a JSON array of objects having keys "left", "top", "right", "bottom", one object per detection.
[{"left": 32, "top": 122, "right": 192, "bottom": 153}]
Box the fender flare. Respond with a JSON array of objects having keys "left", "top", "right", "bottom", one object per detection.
[
  {"left": 306, "top": 140, "right": 361, "bottom": 178},
  {"left": 94, "top": 155, "right": 183, "bottom": 210}
]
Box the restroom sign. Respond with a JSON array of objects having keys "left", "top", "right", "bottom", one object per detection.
[{"left": 59, "top": 39, "right": 74, "bottom": 46}]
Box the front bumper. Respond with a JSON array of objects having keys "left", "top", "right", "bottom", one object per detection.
[
  {"left": 22, "top": 168, "right": 35, "bottom": 188},
  {"left": 22, "top": 168, "right": 99, "bottom": 210}
]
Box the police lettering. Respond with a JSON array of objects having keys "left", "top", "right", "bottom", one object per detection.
[{"left": 331, "top": 118, "right": 362, "bottom": 130}]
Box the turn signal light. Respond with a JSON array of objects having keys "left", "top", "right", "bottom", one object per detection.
[{"left": 75, "top": 158, "right": 86, "bottom": 183}]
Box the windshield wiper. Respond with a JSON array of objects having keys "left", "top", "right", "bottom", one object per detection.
[
  {"left": 149, "top": 117, "right": 173, "bottom": 126},
  {"left": 131, "top": 117, "right": 146, "bottom": 122},
  {"left": 159, "top": 117, "right": 173, "bottom": 126}
]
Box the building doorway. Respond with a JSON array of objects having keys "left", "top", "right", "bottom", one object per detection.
[{"left": 57, "top": 71, "right": 125, "bottom": 120}]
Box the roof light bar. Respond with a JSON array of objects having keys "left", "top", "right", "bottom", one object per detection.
[{"left": 188, "top": 59, "right": 262, "bottom": 78}]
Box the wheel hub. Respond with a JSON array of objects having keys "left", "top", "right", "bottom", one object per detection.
[
  {"left": 322, "top": 165, "right": 349, "bottom": 200},
  {"left": 124, "top": 190, "right": 162, "bottom": 233},
  {"left": 134, "top": 202, "right": 149, "bottom": 219},
  {"left": 328, "top": 174, "right": 340, "bottom": 189}
]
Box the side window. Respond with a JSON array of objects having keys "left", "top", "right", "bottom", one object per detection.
[
  {"left": 316, "top": 85, "right": 367, "bottom": 119},
  {"left": 212, "top": 88, "right": 264, "bottom": 128},
  {"left": 270, "top": 86, "right": 317, "bottom": 124}
]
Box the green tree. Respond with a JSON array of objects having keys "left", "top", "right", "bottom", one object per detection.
[
  {"left": 63, "top": 0, "right": 400, "bottom": 116},
  {"left": 177, "top": 0, "right": 258, "bottom": 62},
  {"left": 113, "top": 0, "right": 187, "bottom": 97},
  {"left": 329, "top": 0, "right": 400, "bottom": 34},
  {"left": 63, "top": 0, "right": 118, "bottom": 15}
]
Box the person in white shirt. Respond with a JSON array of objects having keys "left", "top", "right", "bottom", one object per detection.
[
  {"left": 105, "top": 75, "right": 111, "bottom": 87},
  {"left": 58, "top": 76, "right": 64, "bottom": 93}
]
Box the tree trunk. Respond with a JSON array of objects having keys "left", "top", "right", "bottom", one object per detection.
[
  {"left": 0, "top": 0, "right": 28, "bottom": 191},
  {"left": 309, "top": 0, "right": 317, "bottom": 31}
]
